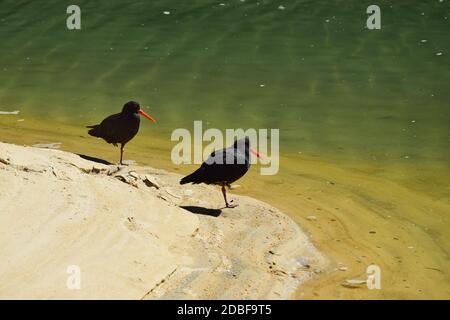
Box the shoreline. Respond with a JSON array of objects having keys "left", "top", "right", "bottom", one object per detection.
[
  {"left": 0, "top": 141, "right": 327, "bottom": 299},
  {"left": 1, "top": 116, "right": 449, "bottom": 299}
]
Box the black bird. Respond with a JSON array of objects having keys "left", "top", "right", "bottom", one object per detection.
[
  {"left": 180, "top": 137, "right": 262, "bottom": 208},
  {"left": 87, "top": 101, "right": 156, "bottom": 165}
]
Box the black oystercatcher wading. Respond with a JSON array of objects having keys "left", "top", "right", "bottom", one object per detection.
[
  {"left": 180, "top": 137, "right": 263, "bottom": 208},
  {"left": 87, "top": 101, "right": 156, "bottom": 165}
]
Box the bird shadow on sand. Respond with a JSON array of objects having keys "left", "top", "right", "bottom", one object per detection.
[
  {"left": 180, "top": 206, "right": 222, "bottom": 217},
  {"left": 77, "top": 154, "right": 112, "bottom": 165}
]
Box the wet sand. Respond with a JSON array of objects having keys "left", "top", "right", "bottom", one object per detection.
[{"left": 1, "top": 115, "right": 449, "bottom": 299}]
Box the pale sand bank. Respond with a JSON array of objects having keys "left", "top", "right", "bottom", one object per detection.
[{"left": 0, "top": 142, "right": 327, "bottom": 299}]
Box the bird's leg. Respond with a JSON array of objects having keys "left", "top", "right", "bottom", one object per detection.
[
  {"left": 119, "top": 144, "right": 124, "bottom": 165},
  {"left": 222, "top": 184, "right": 238, "bottom": 208}
]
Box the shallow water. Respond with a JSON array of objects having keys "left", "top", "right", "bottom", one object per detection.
[{"left": 0, "top": 1, "right": 449, "bottom": 298}]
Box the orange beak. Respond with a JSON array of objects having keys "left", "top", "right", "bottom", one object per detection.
[
  {"left": 138, "top": 109, "right": 157, "bottom": 123},
  {"left": 250, "top": 148, "right": 264, "bottom": 159}
]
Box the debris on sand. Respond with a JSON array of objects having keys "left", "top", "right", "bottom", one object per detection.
[
  {"left": 0, "top": 110, "right": 20, "bottom": 115},
  {"left": 341, "top": 279, "right": 367, "bottom": 288},
  {"left": 32, "top": 142, "right": 62, "bottom": 149}
]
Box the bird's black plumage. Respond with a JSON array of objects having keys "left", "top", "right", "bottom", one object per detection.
[
  {"left": 87, "top": 101, "right": 156, "bottom": 165},
  {"left": 180, "top": 137, "right": 252, "bottom": 208},
  {"left": 87, "top": 101, "right": 141, "bottom": 146}
]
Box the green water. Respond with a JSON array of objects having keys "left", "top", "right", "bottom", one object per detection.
[{"left": 0, "top": 0, "right": 449, "bottom": 164}]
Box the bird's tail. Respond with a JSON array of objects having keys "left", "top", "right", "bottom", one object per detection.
[
  {"left": 86, "top": 125, "right": 100, "bottom": 137},
  {"left": 180, "top": 169, "right": 204, "bottom": 185}
]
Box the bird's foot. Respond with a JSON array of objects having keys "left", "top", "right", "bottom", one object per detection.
[{"left": 225, "top": 201, "right": 238, "bottom": 209}]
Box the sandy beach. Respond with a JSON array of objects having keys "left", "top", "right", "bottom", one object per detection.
[
  {"left": 0, "top": 141, "right": 327, "bottom": 299},
  {"left": 1, "top": 116, "right": 449, "bottom": 299}
]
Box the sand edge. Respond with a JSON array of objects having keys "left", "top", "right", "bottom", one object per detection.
[{"left": 0, "top": 141, "right": 327, "bottom": 299}]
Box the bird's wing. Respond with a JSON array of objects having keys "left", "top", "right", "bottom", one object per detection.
[
  {"left": 97, "top": 113, "right": 123, "bottom": 141},
  {"left": 200, "top": 148, "right": 248, "bottom": 184}
]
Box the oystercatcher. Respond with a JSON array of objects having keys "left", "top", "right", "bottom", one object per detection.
[
  {"left": 180, "top": 137, "right": 262, "bottom": 208},
  {"left": 87, "top": 101, "right": 156, "bottom": 165}
]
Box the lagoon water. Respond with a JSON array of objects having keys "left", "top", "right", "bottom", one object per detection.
[{"left": 0, "top": 1, "right": 449, "bottom": 298}]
